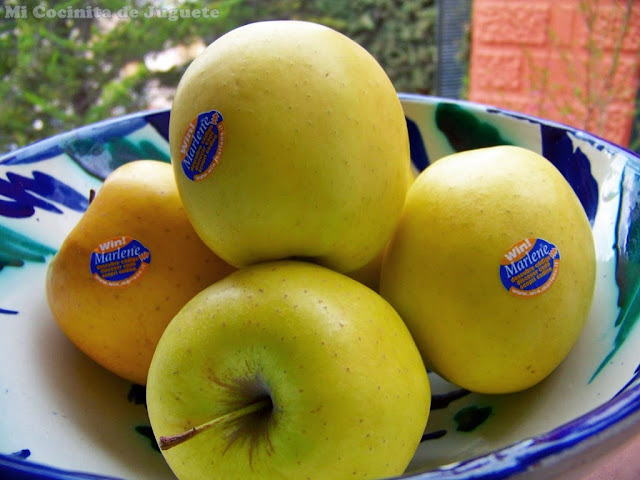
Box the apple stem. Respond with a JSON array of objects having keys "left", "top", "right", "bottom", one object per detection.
[{"left": 158, "top": 397, "right": 272, "bottom": 451}]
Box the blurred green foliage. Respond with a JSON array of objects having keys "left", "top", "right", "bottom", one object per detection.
[
  {"left": 0, "top": 0, "right": 437, "bottom": 153},
  {"left": 0, "top": 0, "right": 237, "bottom": 151}
]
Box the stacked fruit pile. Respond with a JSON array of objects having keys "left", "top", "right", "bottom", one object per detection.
[{"left": 45, "top": 21, "right": 596, "bottom": 480}]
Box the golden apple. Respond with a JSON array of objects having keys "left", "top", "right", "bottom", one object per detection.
[
  {"left": 46, "top": 160, "right": 235, "bottom": 385},
  {"left": 147, "top": 260, "right": 430, "bottom": 480},
  {"left": 380, "top": 146, "right": 596, "bottom": 394},
  {"left": 169, "top": 20, "right": 411, "bottom": 273}
]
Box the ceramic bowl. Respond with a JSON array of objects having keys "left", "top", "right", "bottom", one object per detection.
[{"left": 2, "top": 94, "right": 640, "bottom": 480}]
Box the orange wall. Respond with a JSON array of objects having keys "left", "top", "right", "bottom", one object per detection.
[{"left": 469, "top": 0, "right": 640, "bottom": 147}]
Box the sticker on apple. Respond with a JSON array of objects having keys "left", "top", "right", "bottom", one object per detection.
[
  {"left": 179, "top": 109, "right": 225, "bottom": 182},
  {"left": 90, "top": 236, "right": 151, "bottom": 287},
  {"left": 499, "top": 237, "right": 560, "bottom": 297}
]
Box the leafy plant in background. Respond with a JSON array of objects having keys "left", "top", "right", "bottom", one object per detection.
[
  {"left": 0, "top": 0, "right": 319, "bottom": 153},
  {"left": 526, "top": 0, "right": 639, "bottom": 153},
  {"left": 0, "top": 0, "right": 243, "bottom": 152},
  {"left": 573, "top": 0, "right": 638, "bottom": 150},
  {"left": 0, "top": 0, "right": 438, "bottom": 154}
]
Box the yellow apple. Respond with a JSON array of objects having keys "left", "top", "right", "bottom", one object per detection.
[
  {"left": 46, "top": 160, "right": 236, "bottom": 385},
  {"left": 344, "top": 164, "right": 416, "bottom": 293},
  {"left": 169, "top": 20, "right": 411, "bottom": 273},
  {"left": 380, "top": 146, "right": 596, "bottom": 394},
  {"left": 147, "top": 260, "right": 430, "bottom": 480},
  {"left": 344, "top": 243, "right": 386, "bottom": 292}
]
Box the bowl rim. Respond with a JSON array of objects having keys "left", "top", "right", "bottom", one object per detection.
[
  {"left": 398, "top": 93, "right": 640, "bottom": 170},
  {"left": 400, "top": 377, "right": 640, "bottom": 479},
  {"left": 2, "top": 94, "right": 640, "bottom": 480}
]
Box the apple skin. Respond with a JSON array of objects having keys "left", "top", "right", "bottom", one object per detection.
[
  {"left": 46, "top": 160, "right": 236, "bottom": 385},
  {"left": 380, "top": 146, "right": 596, "bottom": 394},
  {"left": 342, "top": 163, "right": 417, "bottom": 293},
  {"left": 169, "top": 20, "right": 411, "bottom": 273},
  {"left": 344, "top": 246, "right": 384, "bottom": 292},
  {"left": 146, "top": 260, "right": 430, "bottom": 480}
]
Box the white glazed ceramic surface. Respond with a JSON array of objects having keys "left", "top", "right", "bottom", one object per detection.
[{"left": 2, "top": 95, "right": 640, "bottom": 480}]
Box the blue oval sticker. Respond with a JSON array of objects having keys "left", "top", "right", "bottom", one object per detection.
[
  {"left": 500, "top": 237, "right": 560, "bottom": 297},
  {"left": 179, "top": 110, "right": 225, "bottom": 182},
  {"left": 90, "top": 236, "right": 151, "bottom": 287}
]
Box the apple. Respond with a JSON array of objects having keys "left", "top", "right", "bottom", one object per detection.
[
  {"left": 343, "top": 247, "right": 384, "bottom": 292},
  {"left": 146, "top": 260, "right": 430, "bottom": 480},
  {"left": 46, "top": 160, "right": 236, "bottom": 385},
  {"left": 168, "top": 20, "right": 411, "bottom": 273},
  {"left": 344, "top": 154, "right": 417, "bottom": 293},
  {"left": 380, "top": 146, "right": 596, "bottom": 394}
]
